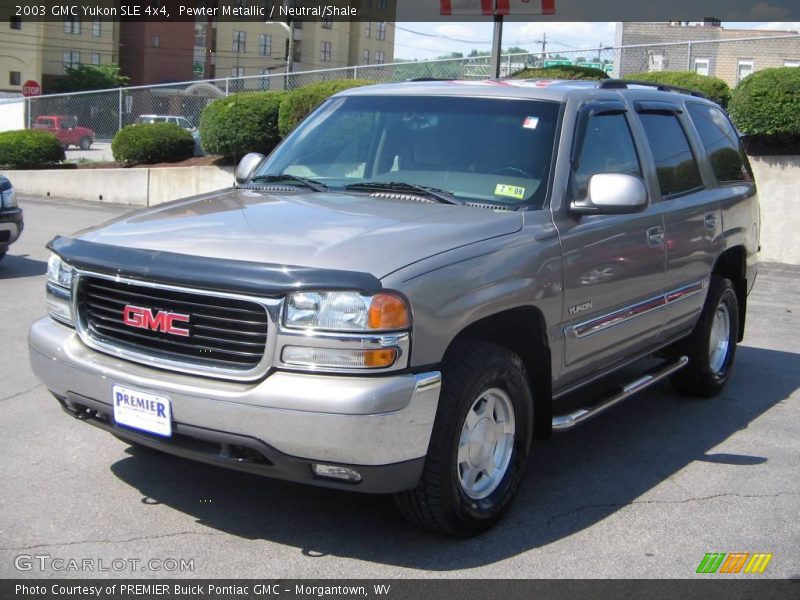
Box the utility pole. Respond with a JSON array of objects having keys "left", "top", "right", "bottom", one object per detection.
[
  {"left": 490, "top": 12, "right": 503, "bottom": 78},
  {"left": 534, "top": 32, "right": 547, "bottom": 64}
]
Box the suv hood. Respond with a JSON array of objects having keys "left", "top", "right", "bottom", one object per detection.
[{"left": 75, "top": 188, "right": 523, "bottom": 278}]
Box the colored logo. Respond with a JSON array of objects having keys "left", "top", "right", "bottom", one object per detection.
[
  {"left": 696, "top": 552, "right": 773, "bottom": 574},
  {"left": 123, "top": 305, "right": 190, "bottom": 337}
]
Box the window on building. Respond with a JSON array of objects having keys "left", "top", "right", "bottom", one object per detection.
[
  {"left": 647, "top": 52, "right": 665, "bottom": 72},
  {"left": 320, "top": 41, "right": 332, "bottom": 62},
  {"left": 693, "top": 58, "right": 709, "bottom": 76},
  {"left": 687, "top": 103, "right": 751, "bottom": 184},
  {"left": 570, "top": 112, "right": 642, "bottom": 201},
  {"left": 322, "top": 15, "right": 333, "bottom": 29},
  {"left": 365, "top": 22, "right": 371, "bottom": 38},
  {"left": 378, "top": 0, "right": 388, "bottom": 10},
  {"left": 92, "top": 17, "right": 101, "bottom": 37},
  {"left": 376, "top": 50, "right": 385, "bottom": 65},
  {"left": 377, "top": 22, "right": 386, "bottom": 41},
  {"left": 259, "top": 33, "right": 271, "bottom": 56},
  {"left": 63, "top": 16, "right": 80, "bottom": 35},
  {"left": 232, "top": 67, "right": 245, "bottom": 77},
  {"left": 10, "top": 16, "right": 22, "bottom": 30},
  {"left": 736, "top": 60, "right": 754, "bottom": 84},
  {"left": 233, "top": 30, "right": 246, "bottom": 53},
  {"left": 63, "top": 50, "right": 80, "bottom": 71},
  {"left": 9, "top": 71, "right": 21, "bottom": 86},
  {"left": 152, "top": 35, "right": 160, "bottom": 48},
  {"left": 91, "top": 53, "right": 100, "bottom": 65},
  {"left": 363, "top": 49, "right": 369, "bottom": 64},
  {"left": 638, "top": 112, "right": 703, "bottom": 197},
  {"left": 784, "top": 60, "right": 800, "bottom": 68}
]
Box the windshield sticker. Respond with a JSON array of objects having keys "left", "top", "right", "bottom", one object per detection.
[
  {"left": 523, "top": 116, "right": 539, "bottom": 130},
  {"left": 495, "top": 184, "right": 526, "bottom": 200}
]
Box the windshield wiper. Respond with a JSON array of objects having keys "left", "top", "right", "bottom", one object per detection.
[
  {"left": 247, "top": 174, "right": 327, "bottom": 192},
  {"left": 345, "top": 181, "right": 461, "bottom": 205}
]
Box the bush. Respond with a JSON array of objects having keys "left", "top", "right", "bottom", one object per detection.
[
  {"left": 0, "top": 130, "right": 65, "bottom": 169},
  {"left": 510, "top": 65, "right": 609, "bottom": 80},
  {"left": 278, "top": 80, "right": 375, "bottom": 137},
  {"left": 625, "top": 71, "right": 731, "bottom": 107},
  {"left": 111, "top": 123, "right": 195, "bottom": 164},
  {"left": 729, "top": 67, "right": 800, "bottom": 137},
  {"left": 199, "top": 91, "right": 285, "bottom": 158}
]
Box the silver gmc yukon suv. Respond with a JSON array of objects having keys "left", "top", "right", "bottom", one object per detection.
[{"left": 29, "top": 79, "right": 760, "bottom": 536}]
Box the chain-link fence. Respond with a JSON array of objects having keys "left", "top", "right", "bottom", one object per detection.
[
  {"left": 21, "top": 49, "right": 607, "bottom": 142},
  {"left": 19, "top": 34, "right": 799, "bottom": 143}
]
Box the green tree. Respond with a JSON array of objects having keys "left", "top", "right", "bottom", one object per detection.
[{"left": 53, "top": 64, "right": 129, "bottom": 93}]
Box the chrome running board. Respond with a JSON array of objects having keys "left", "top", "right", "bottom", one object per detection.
[{"left": 552, "top": 356, "right": 689, "bottom": 431}]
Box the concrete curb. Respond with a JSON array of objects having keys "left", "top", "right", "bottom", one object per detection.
[{"left": 6, "top": 165, "right": 235, "bottom": 207}]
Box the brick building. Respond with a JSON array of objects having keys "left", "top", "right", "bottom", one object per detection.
[{"left": 615, "top": 21, "right": 800, "bottom": 86}]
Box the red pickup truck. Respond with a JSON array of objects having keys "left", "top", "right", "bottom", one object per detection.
[{"left": 33, "top": 116, "right": 95, "bottom": 150}]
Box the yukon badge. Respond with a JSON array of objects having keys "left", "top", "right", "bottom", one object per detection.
[
  {"left": 568, "top": 301, "right": 593, "bottom": 316},
  {"left": 123, "top": 305, "right": 190, "bottom": 337}
]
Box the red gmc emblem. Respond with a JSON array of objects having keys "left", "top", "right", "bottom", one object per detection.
[{"left": 123, "top": 305, "right": 190, "bottom": 337}]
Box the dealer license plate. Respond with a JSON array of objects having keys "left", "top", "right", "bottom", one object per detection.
[{"left": 112, "top": 384, "right": 172, "bottom": 437}]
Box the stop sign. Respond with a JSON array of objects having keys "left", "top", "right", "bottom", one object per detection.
[{"left": 22, "top": 80, "right": 41, "bottom": 97}]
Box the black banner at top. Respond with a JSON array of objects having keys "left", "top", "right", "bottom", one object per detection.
[{"left": 2, "top": 0, "right": 800, "bottom": 23}]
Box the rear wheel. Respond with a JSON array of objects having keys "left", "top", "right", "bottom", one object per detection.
[
  {"left": 394, "top": 341, "right": 533, "bottom": 536},
  {"left": 670, "top": 275, "right": 739, "bottom": 397}
]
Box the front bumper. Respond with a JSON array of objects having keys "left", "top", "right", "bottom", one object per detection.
[
  {"left": 0, "top": 207, "right": 23, "bottom": 249},
  {"left": 29, "top": 317, "right": 441, "bottom": 493}
]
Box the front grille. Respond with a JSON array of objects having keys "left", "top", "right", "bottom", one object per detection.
[{"left": 76, "top": 275, "right": 269, "bottom": 373}]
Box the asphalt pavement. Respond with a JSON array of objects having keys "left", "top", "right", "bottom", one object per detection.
[{"left": 1, "top": 196, "right": 798, "bottom": 579}]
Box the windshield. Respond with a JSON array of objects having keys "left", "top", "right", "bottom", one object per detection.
[{"left": 257, "top": 95, "right": 561, "bottom": 208}]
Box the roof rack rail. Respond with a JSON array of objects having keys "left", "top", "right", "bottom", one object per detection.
[{"left": 597, "top": 79, "right": 708, "bottom": 99}]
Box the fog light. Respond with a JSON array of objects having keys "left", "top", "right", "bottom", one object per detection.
[
  {"left": 313, "top": 464, "right": 362, "bottom": 483},
  {"left": 281, "top": 346, "right": 397, "bottom": 369}
]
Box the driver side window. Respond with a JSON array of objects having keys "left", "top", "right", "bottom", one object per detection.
[{"left": 571, "top": 112, "right": 642, "bottom": 200}]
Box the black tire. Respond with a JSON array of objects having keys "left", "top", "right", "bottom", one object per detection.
[
  {"left": 394, "top": 340, "right": 534, "bottom": 536},
  {"left": 79, "top": 137, "right": 92, "bottom": 150},
  {"left": 670, "top": 275, "right": 739, "bottom": 397}
]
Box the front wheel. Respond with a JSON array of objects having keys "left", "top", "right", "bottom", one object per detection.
[
  {"left": 394, "top": 341, "right": 533, "bottom": 536},
  {"left": 79, "top": 137, "right": 92, "bottom": 150},
  {"left": 670, "top": 275, "right": 739, "bottom": 397}
]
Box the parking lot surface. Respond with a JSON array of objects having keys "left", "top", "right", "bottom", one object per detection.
[{"left": 1, "top": 196, "right": 798, "bottom": 579}]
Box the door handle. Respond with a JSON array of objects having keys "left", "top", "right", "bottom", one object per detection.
[
  {"left": 646, "top": 226, "right": 664, "bottom": 247},
  {"left": 704, "top": 214, "right": 718, "bottom": 231}
]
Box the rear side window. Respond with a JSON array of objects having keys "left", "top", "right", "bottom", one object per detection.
[
  {"left": 571, "top": 112, "right": 642, "bottom": 200},
  {"left": 687, "top": 104, "right": 751, "bottom": 184},
  {"left": 639, "top": 113, "right": 703, "bottom": 198}
]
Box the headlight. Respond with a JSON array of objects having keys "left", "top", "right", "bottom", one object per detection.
[
  {"left": 47, "top": 254, "right": 74, "bottom": 289},
  {"left": 46, "top": 254, "right": 74, "bottom": 326},
  {"left": 0, "top": 187, "right": 16, "bottom": 208},
  {"left": 284, "top": 291, "right": 410, "bottom": 332}
]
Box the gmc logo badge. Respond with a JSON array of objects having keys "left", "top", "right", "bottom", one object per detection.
[{"left": 123, "top": 305, "right": 190, "bottom": 337}]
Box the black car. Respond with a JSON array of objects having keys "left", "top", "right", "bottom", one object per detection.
[{"left": 0, "top": 174, "right": 23, "bottom": 260}]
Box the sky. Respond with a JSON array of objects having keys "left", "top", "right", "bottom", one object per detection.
[{"left": 391, "top": 22, "right": 800, "bottom": 60}]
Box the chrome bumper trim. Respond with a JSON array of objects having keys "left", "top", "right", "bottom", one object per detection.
[{"left": 29, "top": 317, "right": 441, "bottom": 465}]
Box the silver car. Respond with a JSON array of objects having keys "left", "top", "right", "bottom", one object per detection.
[{"left": 29, "top": 80, "right": 759, "bottom": 535}]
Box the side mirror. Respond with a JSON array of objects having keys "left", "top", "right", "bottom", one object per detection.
[
  {"left": 235, "top": 152, "right": 266, "bottom": 184},
  {"left": 570, "top": 173, "right": 648, "bottom": 215}
]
